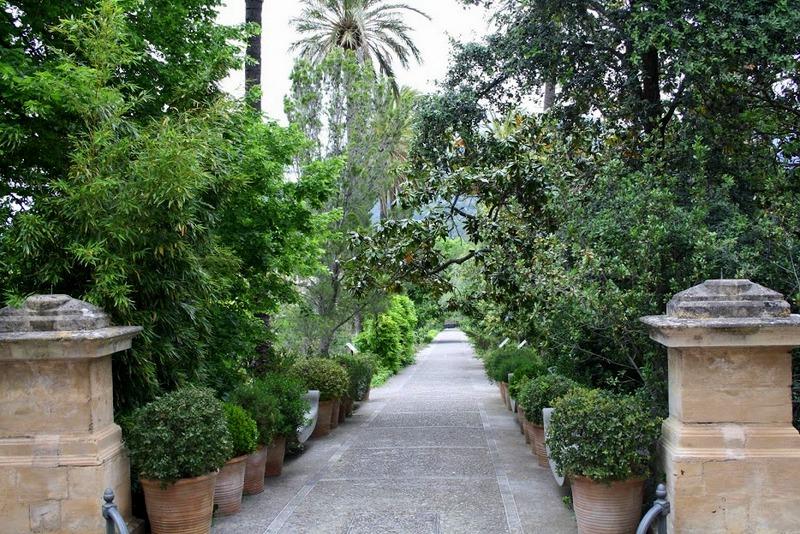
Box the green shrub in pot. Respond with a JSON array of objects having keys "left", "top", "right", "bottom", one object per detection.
[
  {"left": 126, "top": 386, "right": 232, "bottom": 483},
  {"left": 508, "top": 359, "right": 548, "bottom": 400},
  {"left": 223, "top": 403, "right": 258, "bottom": 457},
  {"left": 335, "top": 353, "right": 376, "bottom": 401},
  {"left": 291, "top": 357, "right": 349, "bottom": 401},
  {"left": 259, "top": 373, "right": 310, "bottom": 439},
  {"left": 484, "top": 346, "right": 544, "bottom": 384},
  {"left": 518, "top": 374, "right": 579, "bottom": 425},
  {"left": 548, "top": 388, "right": 662, "bottom": 532},
  {"left": 548, "top": 388, "right": 662, "bottom": 481},
  {"left": 229, "top": 379, "right": 281, "bottom": 446}
]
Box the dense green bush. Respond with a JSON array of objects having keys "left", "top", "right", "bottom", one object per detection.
[
  {"left": 508, "top": 358, "right": 548, "bottom": 399},
  {"left": 336, "top": 353, "right": 376, "bottom": 400},
  {"left": 223, "top": 403, "right": 258, "bottom": 458},
  {"left": 518, "top": 374, "right": 579, "bottom": 425},
  {"left": 357, "top": 314, "right": 403, "bottom": 372},
  {"left": 291, "top": 357, "right": 349, "bottom": 401},
  {"left": 229, "top": 380, "right": 280, "bottom": 446},
  {"left": 388, "top": 295, "right": 418, "bottom": 365},
  {"left": 484, "top": 346, "right": 545, "bottom": 384},
  {"left": 125, "top": 387, "right": 232, "bottom": 483},
  {"left": 548, "top": 388, "right": 662, "bottom": 482},
  {"left": 258, "top": 373, "right": 310, "bottom": 438}
]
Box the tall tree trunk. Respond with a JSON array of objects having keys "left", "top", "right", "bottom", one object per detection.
[
  {"left": 641, "top": 46, "right": 660, "bottom": 134},
  {"left": 245, "top": 0, "right": 264, "bottom": 111},
  {"left": 543, "top": 80, "right": 556, "bottom": 110}
]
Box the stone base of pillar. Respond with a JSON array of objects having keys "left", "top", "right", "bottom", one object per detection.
[
  {"left": 0, "top": 446, "right": 132, "bottom": 533},
  {"left": 661, "top": 417, "right": 800, "bottom": 533}
]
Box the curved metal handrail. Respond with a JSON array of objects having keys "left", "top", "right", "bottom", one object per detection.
[
  {"left": 636, "top": 483, "right": 670, "bottom": 534},
  {"left": 102, "top": 488, "right": 129, "bottom": 534}
]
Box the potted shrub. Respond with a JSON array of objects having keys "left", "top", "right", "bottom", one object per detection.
[
  {"left": 518, "top": 374, "right": 578, "bottom": 467},
  {"left": 259, "top": 373, "right": 309, "bottom": 477},
  {"left": 549, "top": 388, "right": 662, "bottom": 534},
  {"left": 484, "top": 346, "right": 544, "bottom": 410},
  {"left": 125, "top": 387, "right": 232, "bottom": 534},
  {"left": 292, "top": 357, "right": 349, "bottom": 437},
  {"left": 229, "top": 379, "right": 280, "bottom": 495},
  {"left": 214, "top": 403, "right": 258, "bottom": 515},
  {"left": 336, "top": 353, "right": 375, "bottom": 419}
]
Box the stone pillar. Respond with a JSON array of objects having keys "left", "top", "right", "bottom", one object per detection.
[
  {"left": 641, "top": 280, "right": 800, "bottom": 533},
  {"left": 0, "top": 295, "right": 141, "bottom": 533}
]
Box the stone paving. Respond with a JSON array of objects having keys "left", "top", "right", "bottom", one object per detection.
[{"left": 212, "top": 329, "right": 577, "bottom": 534}]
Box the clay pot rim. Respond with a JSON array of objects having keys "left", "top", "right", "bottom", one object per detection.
[
  {"left": 140, "top": 470, "right": 218, "bottom": 488},
  {"left": 225, "top": 454, "right": 249, "bottom": 465},
  {"left": 569, "top": 474, "right": 647, "bottom": 486}
]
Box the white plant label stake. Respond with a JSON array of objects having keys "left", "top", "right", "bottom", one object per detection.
[
  {"left": 498, "top": 337, "right": 510, "bottom": 348},
  {"left": 517, "top": 340, "right": 527, "bottom": 349}
]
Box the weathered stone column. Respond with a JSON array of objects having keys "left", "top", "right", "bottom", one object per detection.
[
  {"left": 0, "top": 295, "right": 141, "bottom": 533},
  {"left": 641, "top": 280, "right": 800, "bottom": 533}
]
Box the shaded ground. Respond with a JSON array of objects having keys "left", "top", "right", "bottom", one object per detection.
[{"left": 212, "top": 329, "right": 576, "bottom": 534}]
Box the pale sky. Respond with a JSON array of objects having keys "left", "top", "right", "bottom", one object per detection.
[{"left": 217, "top": 0, "right": 491, "bottom": 123}]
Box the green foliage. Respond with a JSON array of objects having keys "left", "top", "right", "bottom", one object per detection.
[
  {"left": 518, "top": 374, "right": 579, "bottom": 426},
  {"left": 282, "top": 48, "right": 417, "bottom": 356},
  {"left": 223, "top": 403, "right": 258, "bottom": 458},
  {"left": 336, "top": 353, "right": 376, "bottom": 400},
  {"left": 483, "top": 347, "right": 544, "bottom": 384},
  {"left": 370, "top": 365, "right": 394, "bottom": 388},
  {"left": 548, "top": 389, "right": 662, "bottom": 482},
  {"left": 0, "top": 1, "right": 336, "bottom": 410},
  {"left": 125, "top": 387, "right": 232, "bottom": 483},
  {"left": 388, "top": 294, "right": 418, "bottom": 365},
  {"left": 353, "top": 0, "right": 800, "bottom": 424},
  {"left": 257, "top": 374, "right": 310, "bottom": 439},
  {"left": 229, "top": 380, "right": 280, "bottom": 446},
  {"left": 356, "top": 314, "right": 403, "bottom": 372},
  {"left": 291, "top": 357, "right": 349, "bottom": 401}
]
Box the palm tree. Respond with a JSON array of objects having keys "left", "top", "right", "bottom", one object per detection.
[{"left": 291, "top": 0, "right": 429, "bottom": 87}]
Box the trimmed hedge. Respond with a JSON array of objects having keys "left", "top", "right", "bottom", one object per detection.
[{"left": 291, "top": 357, "right": 349, "bottom": 401}]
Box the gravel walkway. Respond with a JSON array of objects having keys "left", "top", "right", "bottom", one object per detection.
[{"left": 212, "top": 329, "right": 577, "bottom": 534}]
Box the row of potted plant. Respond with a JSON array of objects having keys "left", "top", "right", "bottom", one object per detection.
[
  {"left": 483, "top": 345, "right": 662, "bottom": 533},
  {"left": 124, "top": 354, "right": 376, "bottom": 534}
]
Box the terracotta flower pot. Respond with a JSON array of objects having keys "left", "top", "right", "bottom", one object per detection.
[
  {"left": 338, "top": 398, "right": 348, "bottom": 423},
  {"left": 213, "top": 455, "right": 247, "bottom": 516},
  {"left": 570, "top": 475, "right": 645, "bottom": 534},
  {"left": 344, "top": 398, "right": 354, "bottom": 417},
  {"left": 499, "top": 381, "right": 509, "bottom": 407},
  {"left": 265, "top": 436, "right": 286, "bottom": 477},
  {"left": 329, "top": 399, "right": 341, "bottom": 429},
  {"left": 141, "top": 471, "right": 217, "bottom": 534},
  {"left": 530, "top": 423, "right": 548, "bottom": 467},
  {"left": 312, "top": 400, "right": 333, "bottom": 438},
  {"left": 361, "top": 385, "right": 371, "bottom": 401},
  {"left": 522, "top": 419, "right": 532, "bottom": 445},
  {"left": 516, "top": 406, "right": 525, "bottom": 434},
  {"left": 243, "top": 445, "right": 268, "bottom": 495}
]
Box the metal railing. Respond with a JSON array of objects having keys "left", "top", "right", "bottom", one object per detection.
[
  {"left": 636, "top": 483, "right": 670, "bottom": 534},
  {"left": 102, "top": 488, "right": 129, "bottom": 534}
]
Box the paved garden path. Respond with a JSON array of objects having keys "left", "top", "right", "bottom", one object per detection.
[{"left": 213, "top": 329, "right": 577, "bottom": 534}]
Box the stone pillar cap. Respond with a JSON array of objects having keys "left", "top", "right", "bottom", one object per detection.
[
  {"left": 666, "top": 279, "right": 790, "bottom": 319},
  {"left": 0, "top": 294, "right": 111, "bottom": 332},
  {"left": 641, "top": 280, "right": 800, "bottom": 348}
]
